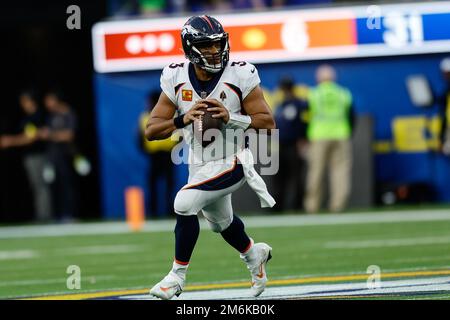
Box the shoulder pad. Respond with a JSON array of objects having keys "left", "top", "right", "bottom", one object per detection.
[
  {"left": 161, "top": 62, "right": 185, "bottom": 81},
  {"left": 229, "top": 61, "right": 257, "bottom": 80}
]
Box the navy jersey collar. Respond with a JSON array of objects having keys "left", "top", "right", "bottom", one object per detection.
[{"left": 188, "top": 62, "right": 225, "bottom": 98}]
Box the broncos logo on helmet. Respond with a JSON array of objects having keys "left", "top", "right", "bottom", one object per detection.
[{"left": 181, "top": 15, "right": 230, "bottom": 74}]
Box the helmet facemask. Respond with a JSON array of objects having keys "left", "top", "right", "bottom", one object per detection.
[{"left": 188, "top": 33, "right": 229, "bottom": 74}]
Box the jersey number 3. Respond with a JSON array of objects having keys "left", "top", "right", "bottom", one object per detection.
[
  {"left": 231, "top": 61, "right": 246, "bottom": 67},
  {"left": 169, "top": 63, "right": 184, "bottom": 69}
]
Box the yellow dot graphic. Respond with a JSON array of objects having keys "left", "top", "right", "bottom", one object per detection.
[{"left": 242, "top": 28, "right": 267, "bottom": 50}]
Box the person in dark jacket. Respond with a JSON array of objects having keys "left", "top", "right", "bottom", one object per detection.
[
  {"left": 42, "top": 90, "right": 79, "bottom": 222},
  {"left": 272, "top": 76, "right": 308, "bottom": 211},
  {"left": 0, "top": 89, "right": 53, "bottom": 221}
]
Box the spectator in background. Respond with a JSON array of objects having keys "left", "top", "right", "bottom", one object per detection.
[
  {"left": 139, "top": 0, "right": 166, "bottom": 16},
  {"left": 187, "top": 0, "right": 268, "bottom": 12},
  {"left": 438, "top": 57, "right": 450, "bottom": 156},
  {"left": 272, "top": 0, "right": 332, "bottom": 7},
  {"left": 232, "top": 0, "right": 267, "bottom": 10},
  {"left": 138, "top": 90, "right": 178, "bottom": 218},
  {"left": 0, "top": 89, "right": 52, "bottom": 222},
  {"left": 187, "top": 0, "right": 231, "bottom": 12},
  {"left": 109, "top": 0, "right": 167, "bottom": 17},
  {"left": 304, "top": 65, "right": 355, "bottom": 213},
  {"left": 108, "top": 0, "right": 335, "bottom": 16},
  {"left": 272, "top": 76, "right": 308, "bottom": 212},
  {"left": 42, "top": 90, "right": 79, "bottom": 222}
]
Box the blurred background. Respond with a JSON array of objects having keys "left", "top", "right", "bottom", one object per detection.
[{"left": 1, "top": 0, "right": 450, "bottom": 224}]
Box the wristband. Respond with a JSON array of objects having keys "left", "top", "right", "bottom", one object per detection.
[
  {"left": 174, "top": 114, "right": 186, "bottom": 129},
  {"left": 226, "top": 113, "right": 252, "bottom": 130}
]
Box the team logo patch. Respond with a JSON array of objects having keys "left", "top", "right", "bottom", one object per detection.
[
  {"left": 182, "top": 89, "right": 193, "bottom": 101},
  {"left": 220, "top": 91, "right": 227, "bottom": 101}
]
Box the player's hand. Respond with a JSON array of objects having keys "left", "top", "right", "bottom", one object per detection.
[
  {"left": 202, "top": 99, "right": 230, "bottom": 123},
  {"left": 183, "top": 101, "right": 207, "bottom": 125}
]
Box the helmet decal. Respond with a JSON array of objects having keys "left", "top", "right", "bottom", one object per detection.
[{"left": 181, "top": 24, "right": 201, "bottom": 38}]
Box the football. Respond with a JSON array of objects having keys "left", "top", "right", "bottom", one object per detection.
[{"left": 193, "top": 103, "right": 223, "bottom": 148}]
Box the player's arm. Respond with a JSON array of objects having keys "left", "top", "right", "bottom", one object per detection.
[
  {"left": 242, "top": 85, "right": 276, "bottom": 130},
  {"left": 0, "top": 133, "right": 35, "bottom": 148},
  {"left": 145, "top": 92, "right": 206, "bottom": 141},
  {"left": 145, "top": 92, "right": 177, "bottom": 141}
]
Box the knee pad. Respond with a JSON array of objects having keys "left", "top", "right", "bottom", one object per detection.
[
  {"left": 204, "top": 216, "right": 232, "bottom": 233},
  {"left": 174, "top": 190, "right": 196, "bottom": 215}
]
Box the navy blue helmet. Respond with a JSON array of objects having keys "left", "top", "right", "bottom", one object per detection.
[{"left": 181, "top": 15, "right": 230, "bottom": 73}]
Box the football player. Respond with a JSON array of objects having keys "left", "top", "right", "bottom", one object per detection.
[{"left": 146, "top": 15, "right": 276, "bottom": 299}]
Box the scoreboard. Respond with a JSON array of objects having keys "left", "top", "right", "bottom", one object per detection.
[{"left": 92, "top": 1, "right": 450, "bottom": 73}]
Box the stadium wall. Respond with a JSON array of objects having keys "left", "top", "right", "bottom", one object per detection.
[{"left": 94, "top": 53, "right": 450, "bottom": 218}]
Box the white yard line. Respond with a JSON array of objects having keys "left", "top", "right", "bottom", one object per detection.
[
  {"left": 0, "top": 275, "right": 116, "bottom": 287},
  {"left": 0, "top": 244, "right": 146, "bottom": 262},
  {"left": 393, "top": 255, "right": 450, "bottom": 264},
  {"left": 325, "top": 236, "right": 450, "bottom": 249},
  {"left": 121, "top": 276, "right": 450, "bottom": 300},
  {"left": 7, "top": 267, "right": 450, "bottom": 299},
  {"left": 56, "top": 244, "right": 145, "bottom": 255},
  {"left": 0, "top": 209, "right": 450, "bottom": 239},
  {"left": 0, "top": 250, "right": 39, "bottom": 260}
]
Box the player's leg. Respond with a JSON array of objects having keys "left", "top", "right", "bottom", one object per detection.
[
  {"left": 329, "top": 139, "right": 352, "bottom": 212},
  {"left": 23, "top": 154, "right": 52, "bottom": 222},
  {"left": 202, "top": 191, "right": 272, "bottom": 297},
  {"left": 149, "top": 188, "right": 205, "bottom": 299},
  {"left": 304, "top": 140, "right": 328, "bottom": 213}
]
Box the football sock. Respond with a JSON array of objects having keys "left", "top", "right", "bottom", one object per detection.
[
  {"left": 171, "top": 261, "right": 188, "bottom": 281},
  {"left": 220, "top": 214, "right": 252, "bottom": 253},
  {"left": 174, "top": 214, "right": 200, "bottom": 265}
]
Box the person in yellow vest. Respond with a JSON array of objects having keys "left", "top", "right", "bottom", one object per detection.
[
  {"left": 139, "top": 90, "right": 178, "bottom": 217},
  {"left": 438, "top": 57, "right": 450, "bottom": 156},
  {"left": 304, "top": 65, "right": 355, "bottom": 213}
]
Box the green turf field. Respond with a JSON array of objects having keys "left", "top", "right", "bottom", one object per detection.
[{"left": 1, "top": 210, "right": 450, "bottom": 299}]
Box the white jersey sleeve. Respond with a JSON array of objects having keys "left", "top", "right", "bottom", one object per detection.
[
  {"left": 238, "top": 62, "right": 261, "bottom": 100},
  {"left": 160, "top": 65, "right": 178, "bottom": 105}
]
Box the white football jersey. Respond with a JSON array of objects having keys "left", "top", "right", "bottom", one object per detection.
[{"left": 160, "top": 61, "right": 260, "bottom": 170}]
